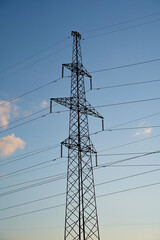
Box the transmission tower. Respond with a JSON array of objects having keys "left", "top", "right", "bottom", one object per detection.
[{"left": 50, "top": 31, "right": 104, "bottom": 240}]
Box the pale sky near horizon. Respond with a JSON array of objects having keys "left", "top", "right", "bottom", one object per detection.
[{"left": 0, "top": 0, "right": 160, "bottom": 240}]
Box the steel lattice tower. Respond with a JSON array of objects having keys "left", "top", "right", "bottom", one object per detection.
[{"left": 50, "top": 31, "right": 104, "bottom": 240}]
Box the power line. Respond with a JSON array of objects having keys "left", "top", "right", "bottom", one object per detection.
[
  {"left": 0, "top": 181, "right": 159, "bottom": 221},
  {"left": 1, "top": 56, "right": 159, "bottom": 112},
  {"left": 97, "top": 152, "right": 156, "bottom": 156},
  {"left": 0, "top": 160, "right": 66, "bottom": 181},
  {"left": 87, "top": 78, "right": 160, "bottom": 92},
  {"left": 95, "top": 96, "right": 160, "bottom": 108},
  {"left": 0, "top": 192, "right": 65, "bottom": 212},
  {"left": 0, "top": 172, "right": 66, "bottom": 191},
  {"left": 0, "top": 109, "right": 67, "bottom": 135},
  {"left": 0, "top": 44, "right": 71, "bottom": 82},
  {"left": 0, "top": 37, "right": 70, "bottom": 74},
  {"left": 99, "top": 133, "right": 160, "bottom": 152},
  {"left": 0, "top": 142, "right": 160, "bottom": 178},
  {"left": 1, "top": 96, "right": 160, "bottom": 135},
  {"left": 0, "top": 77, "right": 66, "bottom": 108},
  {"left": 85, "top": 18, "right": 160, "bottom": 40},
  {"left": 0, "top": 203, "right": 65, "bottom": 221},
  {"left": 96, "top": 168, "right": 160, "bottom": 187},
  {"left": 0, "top": 108, "right": 159, "bottom": 172},
  {"left": 91, "top": 110, "right": 160, "bottom": 136},
  {"left": 1, "top": 56, "right": 160, "bottom": 109},
  {"left": 83, "top": 11, "right": 160, "bottom": 34},
  {"left": 1, "top": 12, "right": 159, "bottom": 76},
  {"left": 102, "top": 125, "right": 160, "bottom": 131},
  {"left": 1, "top": 166, "right": 160, "bottom": 212},
  {"left": 0, "top": 107, "right": 49, "bottom": 129},
  {"left": 0, "top": 171, "right": 66, "bottom": 197},
  {"left": 105, "top": 111, "right": 160, "bottom": 131},
  {"left": 90, "top": 58, "right": 160, "bottom": 74},
  {"left": 107, "top": 164, "right": 160, "bottom": 167},
  {"left": 3, "top": 162, "right": 159, "bottom": 191},
  {"left": 0, "top": 144, "right": 60, "bottom": 167},
  {"left": 0, "top": 157, "right": 64, "bottom": 180},
  {"left": 0, "top": 142, "right": 60, "bottom": 164},
  {"left": 1, "top": 11, "right": 160, "bottom": 75},
  {"left": 97, "top": 181, "right": 160, "bottom": 199},
  {"left": 1, "top": 149, "right": 159, "bottom": 190},
  {"left": 1, "top": 150, "right": 159, "bottom": 196},
  {"left": 96, "top": 150, "right": 160, "bottom": 168},
  {"left": 0, "top": 112, "right": 51, "bottom": 134}
]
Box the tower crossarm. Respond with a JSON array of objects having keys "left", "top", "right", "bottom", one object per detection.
[
  {"left": 61, "top": 137, "right": 97, "bottom": 155},
  {"left": 50, "top": 97, "right": 103, "bottom": 119},
  {"left": 50, "top": 97, "right": 73, "bottom": 110},
  {"left": 84, "top": 100, "right": 103, "bottom": 119},
  {"left": 62, "top": 63, "right": 92, "bottom": 80}
]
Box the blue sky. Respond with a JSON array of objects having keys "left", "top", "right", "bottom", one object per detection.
[{"left": 0, "top": 0, "right": 160, "bottom": 240}]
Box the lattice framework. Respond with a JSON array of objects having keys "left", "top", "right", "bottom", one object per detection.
[{"left": 50, "top": 31, "right": 104, "bottom": 240}]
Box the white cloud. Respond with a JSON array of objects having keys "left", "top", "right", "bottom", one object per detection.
[
  {"left": 143, "top": 128, "right": 152, "bottom": 134},
  {"left": 0, "top": 133, "right": 26, "bottom": 157},
  {"left": 40, "top": 100, "right": 48, "bottom": 108},
  {"left": 12, "top": 104, "right": 19, "bottom": 117},
  {"left": 0, "top": 101, "right": 11, "bottom": 129},
  {"left": 134, "top": 127, "right": 152, "bottom": 136},
  {"left": 0, "top": 100, "right": 20, "bottom": 129},
  {"left": 23, "top": 110, "right": 32, "bottom": 117}
]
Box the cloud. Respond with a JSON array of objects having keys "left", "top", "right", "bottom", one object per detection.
[
  {"left": 23, "top": 110, "right": 32, "bottom": 117},
  {"left": 40, "top": 100, "right": 48, "bottom": 108},
  {"left": 0, "top": 100, "right": 19, "bottom": 129},
  {"left": 133, "top": 121, "right": 152, "bottom": 136},
  {"left": 0, "top": 133, "right": 26, "bottom": 157},
  {"left": 134, "top": 127, "right": 152, "bottom": 136},
  {"left": 0, "top": 101, "right": 11, "bottom": 129}
]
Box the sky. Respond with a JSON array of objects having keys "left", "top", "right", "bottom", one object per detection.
[{"left": 0, "top": 0, "right": 160, "bottom": 239}]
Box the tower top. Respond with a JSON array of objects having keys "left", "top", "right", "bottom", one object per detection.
[{"left": 71, "top": 31, "right": 81, "bottom": 39}]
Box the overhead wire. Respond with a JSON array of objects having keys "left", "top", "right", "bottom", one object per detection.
[
  {"left": 1, "top": 166, "right": 160, "bottom": 212},
  {"left": 1, "top": 15, "right": 159, "bottom": 221},
  {"left": 0, "top": 56, "right": 159, "bottom": 113},
  {"left": 98, "top": 133, "right": 160, "bottom": 152},
  {"left": 91, "top": 110, "right": 160, "bottom": 136},
  {"left": 0, "top": 160, "right": 66, "bottom": 181},
  {"left": 1, "top": 11, "right": 160, "bottom": 76},
  {"left": 1, "top": 162, "right": 160, "bottom": 191},
  {"left": 90, "top": 58, "right": 160, "bottom": 74},
  {"left": 0, "top": 112, "right": 51, "bottom": 134},
  {"left": 1, "top": 150, "right": 160, "bottom": 196},
  {"left": 0, "top": 107, "right": 49, "bottom": 130},
  {"left": 0, "top": 157, "right": 64, "bottom": 180},
  {"left": 0, "top": 37, "right": 70, "bottom": 74},
  {"left": 84, "top": 18, "right": 160, "bottom": 40},
  {"left": 86, "top": 78, "right": 160, "bottom": 92},
  {"left": 0, "top": 76, "right": 68, "bottom": 108},
  {"left": 101, "top": 125, "right": 160, "bottom": 132},
  {"left": 1, "top": 56, "right": 160, "bottom": 109},
  {"left": 0, "top": 171, "right": 67, "bottom": 191},
  {"left": 0, "top": 109, "right": 67, "bottom": 135},
  {"left": 0, "top": 143, "right": 60, "bottom": 167},
  {"left": 0, "top": 171, "right": 67, "bottom": 198},
  {"left": 96, "top": 150, "right": 160, "bottom": 168},
  {"left": 0, "top": 180, "right": 160, "bottom": 221},
  {"left": 1, "top": 96, "right": 160, "bottom": 135},
  {"left": 97, "top": 181, "right": 160, "bottom": 198},
  {"left": 95, "top": 96, "right": 160, "bottom": 108},
  {"left": 0, "top": 44, "right": 71, "bottom": 82},
  {"left": 0, "top": 142, "right": 60, "bottom": 163},
  {"left": 83, "top": 11, "right": 160, "bottom": 34}
]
